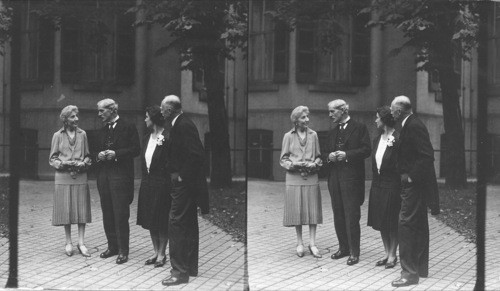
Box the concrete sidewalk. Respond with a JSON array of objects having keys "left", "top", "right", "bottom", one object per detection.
[
  {"left": 485, "top": 184, "right": 500, "bottom": 290},
  {"left": 0, "top": 179, "right": 246, "bottom": 290},
  {"left": 248, "top": 179, "right": 479, "bottom": 290}
]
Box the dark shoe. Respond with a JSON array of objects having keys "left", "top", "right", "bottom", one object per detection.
[
  {"left": 331, "top": 250, "right": 349, "bottom": 260},
  {"left": 391, "top": 277, "right": 418, "bottom": 287},
  {"left": 385, "top": 257, "right": 397, "bottom": 269},
  {"left": 154, "top": 256, "right": 167, "bottom": 268},
  {"left": 100, "top": 249, "right": 118, "bottom": 259},
  {"left": 161, "top": 276, "right": 189, "bottom": 286},
  {"left": 346, "top": 256, "right": 359, "bottom": 266},
  {"left": 77, "top": 244, "right": 91, "bottom": 257},
  {"left": 375, "top": 258, "right": 388, "bottom": 266},
  {"left": 145, "top": 257, "right": 157, "bottom": 265},
  {"left": 189, "top": 271, "right": 198, "bottom": 277},
  {"left": 116, "top": 254, "right": 128, "bottom": 264},
  {"left": 308, "top": 245, "right": 322, "bottom": 258}
]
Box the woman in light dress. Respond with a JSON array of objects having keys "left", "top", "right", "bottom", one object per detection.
[
  {"left": 280, "top": 106, "right": 323, "bottom": 258},
  {"left": 49, "top": 105, "right": 92, "bottom": 257}
]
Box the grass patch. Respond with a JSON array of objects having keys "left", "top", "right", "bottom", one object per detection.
[
  {"left": 435, "top": 182, "right": 476, "bottom": 243},
  {"left": 204, "top": 181, "right": 246, "bottom": 243},
  {"left": 0, "top": 175, "right": 8, "bottom": 238}
]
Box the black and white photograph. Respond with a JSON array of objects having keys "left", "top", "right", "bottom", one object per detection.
[
  {"left": 247, "top": 0, "right": 498, "bottom": 290},
  {"left": 0, "top": 0, "right": 500, "bottom": 290},
  {"left": 0, "top": 0, "right": 246, "bottom": 289}
]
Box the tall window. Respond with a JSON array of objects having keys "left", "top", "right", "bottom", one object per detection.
[
  {"left": 61, "top": 9, "right": 135, "bottom": 85},
  {"left": 249, "top": 0, "right": 289, "bottom": 87},
  {"left": 20, "top": 3, "right": 54, "bottom": 83},
  {"left": 296, "top": 11, "right": 371, "bottom": 86},
  {"left": 488, "top": 2, "right": 500, "bottom": 94}
]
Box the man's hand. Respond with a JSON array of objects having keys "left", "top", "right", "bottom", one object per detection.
[
  {"left": 97, "top": 151, "right": 106, "bottom": 161},
  {"left": 334, "top": 151, "right": 346, "bottom": 162},
  {"left": 328, "top": 152, "right": 338, "bottom": 162},
  {"left": 105, "top": 150, "right": 116, "bottom": 160}
]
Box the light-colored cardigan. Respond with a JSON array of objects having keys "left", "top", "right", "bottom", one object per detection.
[
  {"left": 49, "top": 127, "right": 92, "bottom": 185},
  {"left": 280, "top": 127, "right": 322, "bottom": 186}
]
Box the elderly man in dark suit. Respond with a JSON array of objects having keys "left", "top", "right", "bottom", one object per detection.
[
  {"left": 324, "top": 99, "right": 371, "bottom": 266},
  {"left": 390, "top": 95, "right": 440, "bottom": 288},
  {"left": 95, "top": 98, "right": 140, "bottom": 264},
  {"left": 160, "top": 95, "right": 209, "bottom": 287}
]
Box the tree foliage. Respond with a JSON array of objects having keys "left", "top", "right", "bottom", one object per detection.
[
  {"left": 365, "top": 0, "right": 479, "bottom": 72},
  {"left": 129, "top": 0, "right": 247, "bottom": 71}
]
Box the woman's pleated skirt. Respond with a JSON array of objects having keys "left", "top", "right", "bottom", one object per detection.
[
  {"left": 283, "top": 184, "right": 323, "bottom": 226},
  {"left": 52, "top": 184, "right": 92, "bottom": 226}
]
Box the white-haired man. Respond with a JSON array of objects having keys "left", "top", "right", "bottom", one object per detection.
[
  {"left": 324, "top": 99, "right": 371, "bottom": 266},
  {"left": 95, "top": 98, "right": 140, "bottom": 264},
  {"left": 160, "top": 95, "right": 209, "bottom": 286},
  {"left": 390, "top": 95, "right": 439, "bottom": 287}
]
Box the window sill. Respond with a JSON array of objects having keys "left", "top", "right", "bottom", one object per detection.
[
  {"left": 308, "top": 83, "right": 358, "bottom": 94},
  {"left": 249, "top": 81, "right": 279, "bottom": 92}
]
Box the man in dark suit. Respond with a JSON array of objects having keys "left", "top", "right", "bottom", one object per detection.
[
  {"left": 95, "top": 98, "right": 140, "bottom": 264},
  {"left": 160, "top": 95, "right": 209, "bottom": 287},
  {"left": 390, "top": 95, "right": 440, "bottom": 288},
  {"left": 324, "top": 99, "right": 371, "bottom": 266}
]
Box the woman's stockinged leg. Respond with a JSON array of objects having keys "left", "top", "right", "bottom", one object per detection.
[
  {"left": 388, "top": 228, "right": 398, "bottom": 260},
  {"left": 380, "top": 229, "right": 390, "bottom": 260},
  {"left": 65, "top": 224, "right": 72, "bottom": 245},
  {"left": 295, "top": 225, "right": 303, "bottom": 246},
  {"left": 150, "top": 229, "right": 160, "bottom": 259},
  {"left": 309, "top": 224, "right": 317, "bottom": 246},
  {"left": 77, "top": 223, "right": 86, "bottom": 245}
]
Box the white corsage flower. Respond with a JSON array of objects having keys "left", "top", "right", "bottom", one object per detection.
[
  {"left": 156, "top": 134, "right": 165, "bottom": 146},
  {"left": 387, "top": 135, "right": 395, "bottom": 147}
]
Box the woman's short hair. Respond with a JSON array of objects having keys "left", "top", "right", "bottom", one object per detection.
[
  {"left": 60, "top": 105, "right": 79, "bottom": 123},
  {"left": 146, "top": 105, "right": 165, "bottom": 126},
  {"left": 377, "top": 105, "right": 396, "bottom": 127},
  {"left": 290, "top": 106, "right": 309, "bottom": 123}
]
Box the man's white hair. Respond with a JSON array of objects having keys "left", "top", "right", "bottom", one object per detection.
[
  {"left": 392, "top": 95, "right": 412, "bottom": 113},
  {"left": 97, "top": 98, "right": 118, "bottom": 112},
  {"left": 161, "top": 95, "right": 182, "bottom": 110},
  {"left": 328, "top": 99, "right": 349, "bottom": 111}
]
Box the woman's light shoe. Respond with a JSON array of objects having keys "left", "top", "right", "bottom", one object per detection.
[
  {"left": 296, "top": 245, "right": 305, "bottom": 257},
  {"left": 77, "top": 244, "right": 91, "bottom": 257},
  {"left": 309, "top": 245, "right": 322, "bottom": 258},
  {"left": 65, "top": 243, "right": 73, "bottom": 257}
]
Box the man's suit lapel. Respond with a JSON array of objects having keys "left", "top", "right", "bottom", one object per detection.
[
  {"left": 342, "top": 120, "right": 356, "bottom": 143},
  {"left": 168, "top": 114, "right": 183, "bottom": 145},
  {"left": 111, "top": 119, "right": 122, "bottom": 145},
  {"left": 330, "top": 126, "right": 339, "bottom": 150}
]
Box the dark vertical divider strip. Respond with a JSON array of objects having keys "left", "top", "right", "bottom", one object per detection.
[{"left": 475, "top": 2, "right": 488, "bottom": 290}]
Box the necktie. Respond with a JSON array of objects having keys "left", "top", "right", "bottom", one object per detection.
[{"left": 338, "top": 122, "right": 346, "bottom": 132}]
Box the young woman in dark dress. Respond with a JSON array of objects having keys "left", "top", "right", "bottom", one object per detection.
[
  {"left": 137, "top": 105, "right": 171, "bottom": 267},
  {"left": 367, "top": 106, "right": 401, "bottom": 269}
]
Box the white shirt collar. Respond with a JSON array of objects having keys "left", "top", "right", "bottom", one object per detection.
[
  {"left": 171, "top": 113, "right": 182, "bottom": 127},
  {"left": 402, "top": 114, "right": 411, "bottom": 127},
  {"left": 109, "top": 115, "right": 119, "bottom": 128}
]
